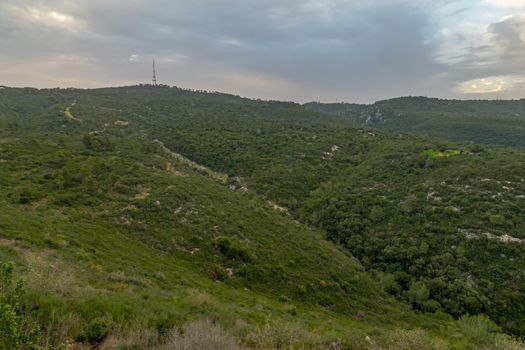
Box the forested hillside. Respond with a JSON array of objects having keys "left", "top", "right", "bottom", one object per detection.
[
  {"left": 0, "top": 86, "right": 524, "bottom": 349},
  {"left": 304, "top": 97, "right": 525, "bottom": 148}
]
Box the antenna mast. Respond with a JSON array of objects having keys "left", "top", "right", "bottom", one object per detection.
[{"left": 152, "top": 59, "right": 157, "bottom": 86}]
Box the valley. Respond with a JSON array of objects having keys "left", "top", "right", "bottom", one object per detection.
[{"left": 0, "top": 86, "right": 524, "bottom": 349}]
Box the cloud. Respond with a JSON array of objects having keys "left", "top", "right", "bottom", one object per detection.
[
  {"left": 0, "top": 0, "right": 524, "bottom": 102},
  {"left": 26, "top": 8, "right": 77, "bottom": 27},
  {"left": 442, "top": 14, "right": 525, "bottom": 98},
  {"left": 483, "top": 0, "right": 525, "bottom": 8},
  {"left": 456, "top": 76, "right": 506, "bottom": 94}
]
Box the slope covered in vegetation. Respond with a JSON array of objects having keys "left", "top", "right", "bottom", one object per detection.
[
  {"left": 142, "top": 90, "right": 525, "bottom": 336},
  {"left": 304, "top": 97, "right": 525, "bottom": 148},
  {"left": 0, "top": 86, "right": 524, "bottom": 349}
]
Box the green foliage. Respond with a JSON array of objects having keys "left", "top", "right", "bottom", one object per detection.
[
  {"left": 489, "top": 214, "right": 505, "bottom": 226},
  {"left": 213, "top": 236, "right": 252, "bottom": 262},
  {"left": 0, "top": 262, "right": 41, "bottom": 350},
  {"left": 0, "top": 86, "right": 524, "bottom": 348},
  {"left": 82, "top": 133, "right": 115, "bottom": 151},
  {"left": 456, "top": 315, "right": 525, "bottom": 350},
  {"left": 207, "top": 263, "right": 228, "bottom": 281},
  {"left": 159, "top": 319, "right": 238, "bottom": 350},
  {"left": 77, "top": 317, "right": 112, "bottom": 344},
  {"left": 407, "top": 281, "right": 430, "bottom": 309},
  {"left": 305, "top": 97, "right": 525, "bottom": 148},
  {"left": 373, "top": 271, "right": 401, "bottom": 296},
  {"left": 381, "top": 328, "right": 448, "bottom": 350},
  {"left": 421, "top": 149, "right": 461, "bottom": 158}
]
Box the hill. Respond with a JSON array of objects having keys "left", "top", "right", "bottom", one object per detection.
[
  {"left": 304, "top": 97, "right": 525, "bottom": 148},
  {"left": 120, "top": 88, "right": 525, "bottom": 336},
  {"left": 0, "top": 86, "right": 523, "bottom": 349}
]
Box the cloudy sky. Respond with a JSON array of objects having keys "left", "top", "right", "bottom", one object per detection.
[{"left": 1, "top": 0, "right": 525, "bottom": 102}]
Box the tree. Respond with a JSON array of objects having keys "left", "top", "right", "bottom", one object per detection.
[{"left": 408, "top": 281, "right": 429, "bottom": 310}]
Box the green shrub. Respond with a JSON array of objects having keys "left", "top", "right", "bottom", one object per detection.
[
  {"left": 213, "top": 236, "right": 252, "bottom": 262},
  {"left": 82, "top": 134, "right": 115, "bottom": 151},
  {"left": 278, "top": 295, "right": 291, "bottom": 303},
  {"left": 455, "top": 314, "right": 525, "bottom": 350},
  {"left": 374, "top": 271, "right": 401, "bottom": 296},
  {"left": 77, "top": 317, "right": 111, "bottom": 344},
  {"left": 17, "top": 189, "right": 43, "bottom": 204},
  {"left": 489, "top": 214, "right": 505, "bottom": 226},
  {"left": 107, "top": 271, "right": 149, "bottom": 287},
  {"left": 381, "top": 328, "right": 448, "bottom": 350},
  {"left": 207, "top": 264, "right": 228, "bottom": 281},
  {"left": 0, "top": 262, "right": 41, "bottom": 349},
  {"left": 407, "top": 281, "right": 429, "bottom": 310},
  {"left": 245, "top": 320, "right": 317, "bottom": 349},
  {"left": 159, "top": 319, "right": 238, "bottom": 350}
]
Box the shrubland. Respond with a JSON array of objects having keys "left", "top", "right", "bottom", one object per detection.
[
  {"left": 0, "top": 86, "right": 524, "bottom": 348},
  {"left": 305, "top": 97, "right": 525, "bottom": 148}
]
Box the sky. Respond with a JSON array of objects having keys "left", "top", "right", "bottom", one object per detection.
[{"left": 1, "top": 0, "right": 525, "bottom": 103}]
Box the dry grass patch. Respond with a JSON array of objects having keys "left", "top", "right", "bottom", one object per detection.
[{"left": 159, "top": 319, "right": 240, "bottom": 350}]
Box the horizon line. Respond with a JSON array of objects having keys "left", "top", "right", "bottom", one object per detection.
[{"left": 1, "top": 84, "right": 523, "bottom": 105}]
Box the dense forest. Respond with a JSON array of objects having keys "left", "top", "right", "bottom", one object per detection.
[{"left": 0, "top": 86, "right": 524, "bottom": 349}]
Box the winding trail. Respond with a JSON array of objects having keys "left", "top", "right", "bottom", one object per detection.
[
  {"left": 152, "top": 140, "right": 294, "bottom": 216},
  {"left": 153, "top": 139, "right": 228, "bottom": 183},
  {"left": 64, "top": 101, "right": 83, "bottom": 123}
]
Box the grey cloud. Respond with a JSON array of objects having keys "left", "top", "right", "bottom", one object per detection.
[
  {"left": 441, "top": 16, "right": 525, "bottom": 96},
  {"left": 489, "top": 17, "right": 525, "bottom": 65},
  {"left": 0, "top": 0, "right": 524, "bottom": 102},
  {"left": 460, "top": 17, "right": 525, "bottom": 72}
]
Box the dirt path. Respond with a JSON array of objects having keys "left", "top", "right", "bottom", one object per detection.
[
  {"left": 153, "top": 139, "right": 228, "bottom": 183},
  {"left": 64, "top": 101, "right": 83, "bottom": 123}
]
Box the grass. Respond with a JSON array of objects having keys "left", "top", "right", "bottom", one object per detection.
[{"left": 421, "top": 149, "right": 461, "bottom": 158}]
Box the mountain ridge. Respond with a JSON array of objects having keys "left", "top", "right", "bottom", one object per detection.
[{"left": 304, "top": 96, "right": 525, "bottom": 148}]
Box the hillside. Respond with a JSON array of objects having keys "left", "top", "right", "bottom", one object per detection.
[
  {"left": 117, "top": 88, "right": 525, "bottom": 336},
  {"left": 304, "top": 97, "right": 525, "bottom": 148},
  {"left": 0, "top": 86, "right": 524, "bottom": 349}
]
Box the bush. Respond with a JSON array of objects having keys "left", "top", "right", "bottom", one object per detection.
[
  {"left": 83, "top": 134, "right": 115, "bottom": 151},
  {"left": 407, "top": 281, "right": 429, "bottom": 310},
  {"left": 99, "top": 328, "right": 158, "bottom": 350},
  {"left": 0, "top": 261, "right": 41, "bottom": 350},
  {"left": 455, "top": 315, "right": 524, "bottom": 350},
  {"left": 278, "top": 295, "right": 291, "bottom": 303},
  {"left": 107, "top": 271, "right": 149, "bottom": 287},
  {"left": 380, "top": 329, "right": 448, "bottom": 350},
  {"left": 17, "top": 189, "right": 43, "bottom": 204},
  {"left": 213, "top": 236, "right": 252, "bottom": 262},
  {"left": 245, "top": 320, "right": 316, "bottom": 349},
  {"left": 489, "top": 214, "right": 505, "bottom": 226},
  {"left": 159, "top": 319, "right": 238, "bottom": 350},
  {"left": 374, "top": 271, "right": 401, "bottom": 296},
  {"left": 78, "top": 317, "right": 112, "bottom": 344},
  {"left": 207, "top": 264, "right": 228, "bottom": 281}
]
